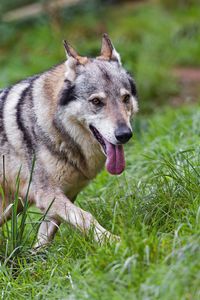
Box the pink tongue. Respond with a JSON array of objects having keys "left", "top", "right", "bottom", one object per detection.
[{"left": 105, "top": 140, "right": 125, "bottom": 175}]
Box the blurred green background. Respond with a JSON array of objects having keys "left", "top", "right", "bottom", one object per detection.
[{"left": 0, "top": 0, "right": 199, "bottom": 112}]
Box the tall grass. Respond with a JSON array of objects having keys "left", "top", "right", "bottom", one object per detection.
[{"left": 0, "top": 158, "right": 42, "bottom": 265}]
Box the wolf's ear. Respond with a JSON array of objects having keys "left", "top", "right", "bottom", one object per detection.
[
  {"left": 63, "top": 40, "right": 88, "bottom": 82},
  {"left": 99, "top": 33, "right": 121, "bottom": 65},
  {"left": 63, "top": 40, "right": 88, "bottom": 65}
]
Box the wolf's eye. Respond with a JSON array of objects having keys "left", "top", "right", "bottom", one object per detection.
[
  {"left": 90, "top": 98, "right": 104, "bottom": 107},
  {"left": 123, "top": 94, "right": 130, "bottom": 104}
]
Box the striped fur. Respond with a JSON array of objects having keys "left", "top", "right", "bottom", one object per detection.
[{"left": 0, "top": 35, "right": 138, "bottom": 247}]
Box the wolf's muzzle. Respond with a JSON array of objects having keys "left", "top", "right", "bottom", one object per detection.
[{"left": 115, "top": 125, "right": 132, "bottom": 144}]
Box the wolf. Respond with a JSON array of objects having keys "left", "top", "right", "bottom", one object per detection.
[{"left": 0, "top": 34, "right": 138, "bottom": 247}]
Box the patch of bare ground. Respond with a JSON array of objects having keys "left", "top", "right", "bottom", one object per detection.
[{"left": 170, "top": 67, "right": 200, "bottom": 107}]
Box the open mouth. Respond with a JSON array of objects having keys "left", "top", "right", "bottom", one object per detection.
[
  {"left": 89, "top": 125, "right": 107, "bottom": 155},
  {"left": 89, "top": 125, "right": 125, "bottom": 175}
]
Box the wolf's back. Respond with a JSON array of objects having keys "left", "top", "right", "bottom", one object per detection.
[{"left": 0, "top": 76, "right": 40, "bottom": 158}]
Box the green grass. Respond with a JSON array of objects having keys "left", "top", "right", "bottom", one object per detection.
[{"left": 0, "top": 104, "right": 200, "bottom": 299}]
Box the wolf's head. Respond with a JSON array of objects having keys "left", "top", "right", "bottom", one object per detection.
[{"left": 56, "top": 34, "right": 138, "bottom": 175}]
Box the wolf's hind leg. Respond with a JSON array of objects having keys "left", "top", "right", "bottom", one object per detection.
[
  {"left": 0, "top": 202, "right": 13, "bottom": 226},
  {"left": 0, "top": 197, "right": 25, "bottom": 226},
  {"left": 34, "top": 218, "right": 60, "bottom": 249}
]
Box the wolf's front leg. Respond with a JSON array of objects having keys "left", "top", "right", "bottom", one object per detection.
[{"left": 34, "top": 188, "right": 119, "bottom": 246}]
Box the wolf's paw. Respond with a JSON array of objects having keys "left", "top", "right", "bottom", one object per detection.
[{"left": 94, "top": 230, "right": 121, "bottom": 245}]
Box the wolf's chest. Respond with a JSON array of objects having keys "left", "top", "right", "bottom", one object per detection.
[
  {"left": 53, "top": 160, "right": 89, "bottom": 199},
  {"left": 37, "top": 145, "right": 105, "bottom": 200}
]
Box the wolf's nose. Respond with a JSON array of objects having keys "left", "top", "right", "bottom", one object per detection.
[{"left": 115, "top": 125, "right": 132, "bottom": 144}]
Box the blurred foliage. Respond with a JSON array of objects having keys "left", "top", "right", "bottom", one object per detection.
[
  {"left": 158, "top": 0, "right": 200, "bottom": 9},
  {"left": 0, "top": 0, "right": 37, "bottom": 13},
  {"left": 0, "top": 0, "right": 200, "bottom": 112}
]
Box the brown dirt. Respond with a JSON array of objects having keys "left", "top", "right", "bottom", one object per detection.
[{"left": 170, "top": 67, "right": 200, "bottom": 107}]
